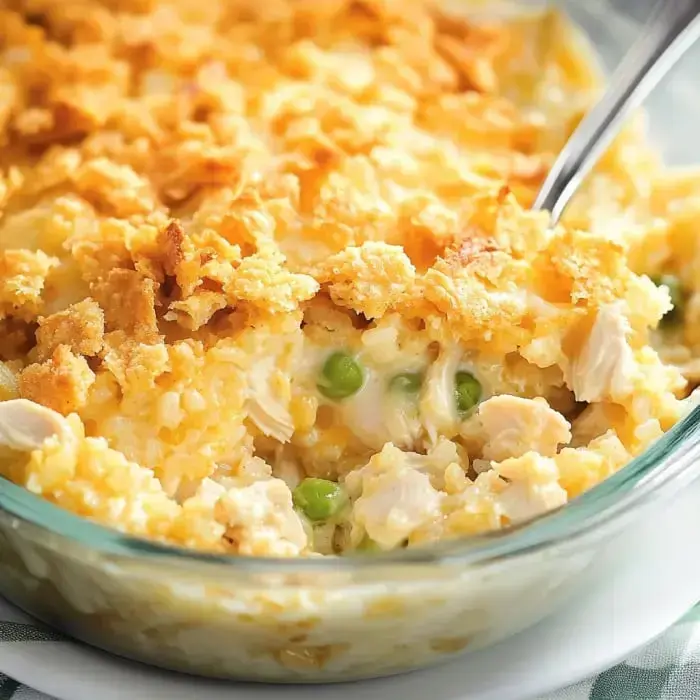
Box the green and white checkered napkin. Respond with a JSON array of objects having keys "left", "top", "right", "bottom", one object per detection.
[{"left": 2, "top": 604, "right": 700, "bottom": 700}]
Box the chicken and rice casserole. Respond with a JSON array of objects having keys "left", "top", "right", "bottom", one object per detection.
[{"left": 0, "top": 0, "right": 696, "bottom": 559}]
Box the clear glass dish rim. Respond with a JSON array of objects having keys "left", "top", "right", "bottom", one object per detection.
[{"left": 0, "top": 406, "right": 699, "bottom": 574}]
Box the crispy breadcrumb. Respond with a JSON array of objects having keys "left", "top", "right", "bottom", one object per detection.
[
  {"left": 0, "top": 250, "right": 59, "bottom": 322},
  {"left": 73, "top": 158, "right": 157, "bottom": 217},
  {"left": 315, "top": 242, "right": 416, "bottom": 319},
  {"left": 93, "top": 269, "right": 161, "bottom": 344},
  {"left": 226, "top": 251, "right": 319, "bottom": 314},
  {"left": 19, "top": 345, "right": 95, "bottom": 415},
  {"left": 35, "top": 298, "right": 105, "bottom": 362}
]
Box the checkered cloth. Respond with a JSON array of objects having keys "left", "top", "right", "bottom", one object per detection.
[
  {"left": 539, "top": 605, "right": 700, "bottom": 700},
  {"left": 2, "top": 605, "right": 700, "bottom": 699}
]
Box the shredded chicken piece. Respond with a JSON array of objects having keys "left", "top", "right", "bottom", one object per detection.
[
  {"left": 419, "top": 345, "right": 463, "bottom": 443},
  {"left": 479, "top": 395, "right": 571, "bottom": 462},
  {"left": 347, "top": 444, "right": 443, "bottom": 549},
  {"left": 0, "top": 399, "right": 70, "bottom": 452},
  {"left": 246, "top": 359, "right": 295, "bottom": 444},
  {"left": 569, "top": 303, "right": 637, "bottom": 402}
]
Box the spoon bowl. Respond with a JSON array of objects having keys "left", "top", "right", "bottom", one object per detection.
[{"left": 533, "top": 0, "right": 700, "bottom": 223}]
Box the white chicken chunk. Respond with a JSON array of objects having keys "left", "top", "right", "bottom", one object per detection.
[
  {"left": 0, "top": 399, "right": 70, "bottom": 451},
  {"left": 246, "top": 357, "right": 294, "bottom": 444},
  {"left": 569, "top": 303, "right": 637, "bottom": 403},
  {"left": 419, "top": 345, "right": 463, "bottom": 443},
  {"left": 346, "top": 444, "right": 443, "bottom": 549},
  {"left": 217, "top": 478, "right": 308, "bottom": 557},
  {"left": 478, "top": 395, "right": 571, "bottom": 462}
]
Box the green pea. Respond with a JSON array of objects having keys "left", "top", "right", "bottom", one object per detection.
[
  {"left": 651, "top": 274, "right": 685, "bottom": 326},
  {"left": 293, "top": 478, "right": 347, "bottom": 521},
  {"left": 389, "top": 371, "right": 423, "bottom": 394},
  {"left": 454, "top": 371, "right": 482, "bottom": 414},
  {"left": 317, "top": 351, "right": 364, "bottom": 400}
]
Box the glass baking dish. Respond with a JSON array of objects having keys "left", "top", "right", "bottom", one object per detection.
[{"left": 1, "top": 0, "right": 700, "bottom": 683}]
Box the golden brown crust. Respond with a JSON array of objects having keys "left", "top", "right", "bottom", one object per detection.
[
  {"left": 73, "top": 158, "right": 157, "bottom": 217},
  {"left": 433, "top": 20, "right": 507, "bottom": 94},
  {"left": 19, "top": 345, "right": 95, "bottom": 415},
  {"left": 100, "top": 332, "right": 170, "bottom": 393},
  {"left": 159, "top": 221, "right": 187, "bottom": 280},
  {"left": 544, "top": 229, "right": 628, "bottom": 305},
  {"left": 225, "top": 252, "right": 319, "bottom": 315},
  {"left": 0, "top": 250, "right": 59, "bottom": 322},
  {"left": 35, "top": 299, "right": 105, "bottom": 363},
  {"left": 315, "top": 242, "right": 417, "bottom": 319},
  {"left": 0, "top": 0, "right": 667, "bottom": 364},
  {"left": 164, "top": 291, "right": 228, "bottom": 331},
  {"left": 92, "top": 269, "right": 161, "bottom": 344}
]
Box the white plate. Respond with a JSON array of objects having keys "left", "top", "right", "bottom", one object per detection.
[{"left": 2, "top": 478, "right": 700, "bottom": 700}]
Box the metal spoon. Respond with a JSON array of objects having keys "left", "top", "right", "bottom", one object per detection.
[{"left": 532, "top": 0, "right": 700, "bottom": 224}]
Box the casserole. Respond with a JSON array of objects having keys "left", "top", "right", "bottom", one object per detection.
[{"left": 0, "top": 0, "right": 699, "bottom": 682}]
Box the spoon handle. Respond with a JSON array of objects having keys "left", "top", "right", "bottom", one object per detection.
[{"left": 532, "top": 0, "right": 700, "bottom": 224}]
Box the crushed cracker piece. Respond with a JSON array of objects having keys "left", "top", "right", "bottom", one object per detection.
[
  {"left": 0, "top": 250, "right": 59, "bottom": 322},
  {"left": 315, "top": 242, "right": 416, "bottom": 318},
  {"left": 19, "top": 346, "right": 95, "bottom": 415},
  {"left": 35, "top": 298, "right": 105, "bottom": 362},
  {"left": 93, "top": 269, "right": 161, "bottom": 343}
]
